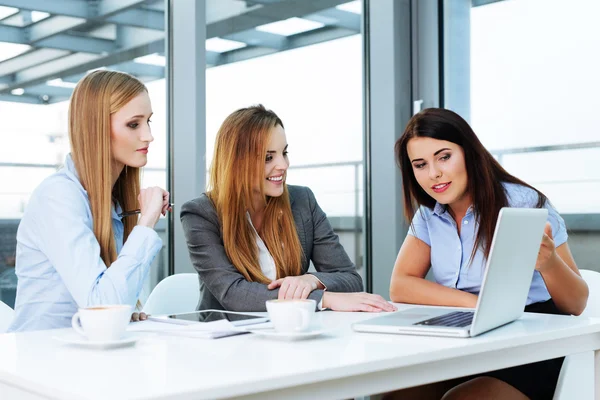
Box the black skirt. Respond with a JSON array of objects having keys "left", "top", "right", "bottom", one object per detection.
[{"left": 471, "top": 299, "right": 567, "bottom": 400}]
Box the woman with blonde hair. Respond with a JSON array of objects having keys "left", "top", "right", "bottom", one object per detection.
[
  {"left": 9, "top": 70, "right": 170, "bottom": 332},
  {"left": 181, "top": 104, "right": 395, "bottom": 312}
]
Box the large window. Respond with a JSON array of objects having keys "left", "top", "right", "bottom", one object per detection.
[
  {"left": 205, "top": 1, "right": 365, "bottom": 281},
  {"left": 0, "top": 1, "right": 169, "bottom": 307},
  {"left": 470, "top": 0, "right": 600, "bottom": 213}
]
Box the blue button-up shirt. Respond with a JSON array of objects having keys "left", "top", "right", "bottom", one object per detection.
[
  {"left": 8, "top": 154, "right": 162, "bottom": 332},
  {"left": 408, "top": 182, "right": 568, "bottom": 305}
]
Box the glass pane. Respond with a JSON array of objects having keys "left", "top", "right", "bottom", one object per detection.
[
  {"left": 501, "top": 148, "right": 600, "bottom": 213},
  {"left": 470, "top": 0, "right": 600, "bottom": 213},
  {"left": 205, "top": 1, "right": 365, "bottom": 280},
  {"left": 0, "top": 1, "right": 169, "bottom": 308}
]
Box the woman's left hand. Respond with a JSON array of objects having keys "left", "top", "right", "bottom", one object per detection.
[
  {"left": 536, "top": 222, "right": 557, "bottom": 272},
  {"left": 267, "top": 275, "right": 322, "bottom": 300},
  {"left": 131, "top": 312, "right": 148, "bottom": 322}
]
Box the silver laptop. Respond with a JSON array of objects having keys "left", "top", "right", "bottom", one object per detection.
[{"left": 353, "top": 207, "right": 548, "bottom": 338}]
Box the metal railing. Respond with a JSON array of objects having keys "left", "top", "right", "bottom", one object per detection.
[{"left": 491, "top": 141, "right": 600, "bottom": 164}]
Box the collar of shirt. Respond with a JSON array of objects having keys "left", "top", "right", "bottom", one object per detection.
[{"left": 432, "top": 202, "right": 474, "bottom": 225}]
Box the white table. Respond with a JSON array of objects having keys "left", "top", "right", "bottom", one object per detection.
[{"left": 1, "top": 305, "right": 600, "bottom": 400}]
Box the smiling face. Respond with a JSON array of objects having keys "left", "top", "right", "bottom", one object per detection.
[
  {"left": 406, "top": 136, "right": 470, "bottom": 210},
  {"left": 263, "top": 124, "right": 289, "bottom": 198},
  {"left": 110, "top": 91, "right": 154, "bottom": 171}
]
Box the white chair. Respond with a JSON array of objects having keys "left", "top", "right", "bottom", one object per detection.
[
  {"left": 0, "top": 300, "right": 14, "bottom": 333},
  {"left": 142, "top": 273, "right": 200, "bottom": 316},
  {"left": 553, "top": 269, "right": 600, "bottom": 400}
]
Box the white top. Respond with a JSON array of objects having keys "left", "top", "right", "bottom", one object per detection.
[
  {"left": 0, "top": 307, "right": 598, "bottom": 400},
  {"left": 247, "top": 213, "right": 277, "bottom": 281},
  {"left": 247, "top": 213, "right": 324, "bottom": 308}
]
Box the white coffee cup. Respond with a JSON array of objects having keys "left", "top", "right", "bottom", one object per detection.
[
  {"left": 71, "top": 305, "right": 132, "bottom": 342},
  {"left": 266, "top": 299, "right": 316, "bottom": 333}
]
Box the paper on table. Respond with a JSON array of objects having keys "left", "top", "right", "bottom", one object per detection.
[{"left": 128, "top": 319, "right": 248, "bottom": 339}]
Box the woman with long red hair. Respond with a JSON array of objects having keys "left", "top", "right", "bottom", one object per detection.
[
  {"left": 181, "top": 104, "right": 395, "bottom": 312},
  {"left": 9, "top": 70, "right": 170, "bottom": 332}
]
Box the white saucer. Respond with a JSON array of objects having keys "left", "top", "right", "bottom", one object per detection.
[
  {"left": 247, "top": 328, "right": 328, "bottom": 341},
  {"left": 53, "top": 333, "right": 138, "bottom": 349}
]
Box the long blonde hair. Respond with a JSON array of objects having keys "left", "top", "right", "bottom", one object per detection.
[
  {"left": 68, "top": 70, "right": 146, "bottom": 267},
  {"left": 208, "top": 105, "right": 303, "bottom": 283}
]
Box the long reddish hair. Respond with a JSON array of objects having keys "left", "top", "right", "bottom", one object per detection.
[{"left": 208, "top": 105, "right": 303, "bottom": 283}]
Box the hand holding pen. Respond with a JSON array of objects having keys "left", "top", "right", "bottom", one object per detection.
[{"left": 123, "top": 187, "right": 172, "bottom": 229}]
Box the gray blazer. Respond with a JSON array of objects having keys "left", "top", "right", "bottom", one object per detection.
[{"left": 180, "top": 185, "right": 364, "bottom": 311}]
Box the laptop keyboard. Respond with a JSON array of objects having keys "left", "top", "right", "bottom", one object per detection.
[{"left": 414, "top": 311, "right": 474, "bottom": 328}]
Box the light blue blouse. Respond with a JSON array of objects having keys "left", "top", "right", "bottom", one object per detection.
[
  {"left": 408, "top": 182, "right": 568, "bottom": 305},
  {"left": 8, "top": 154, "right": 162, "bottom": 332}
]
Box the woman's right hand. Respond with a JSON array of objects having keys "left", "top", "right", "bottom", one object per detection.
[
  {"left": 322, "top": 292, "right": 397, "bottom": 312},
  {"left": 137, "top": 187, "right": 170, "bottom": 228}
]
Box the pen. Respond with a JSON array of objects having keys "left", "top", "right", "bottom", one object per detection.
[{"left": 118, "top": 203, "right": 174, "bottom": 218}]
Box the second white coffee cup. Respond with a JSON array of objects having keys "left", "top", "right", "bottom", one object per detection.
[
  {"left": 71, "top": 305, "right": 132, "bottom": 342},
  {"left": 266, "top": 299, "right": 316, "bottom": 333}
]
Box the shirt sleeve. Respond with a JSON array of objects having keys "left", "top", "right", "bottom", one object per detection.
[
  {"left": 307, "top": 274, "right": 327, "bottom": 310},
  {"left": 545, "top": 200, "right": 568, "bottom": 247},
  {"left": 509, "top": 184, "right": 569, "bottom": 248},
  {"left": 407, "top": 207, "right": 431, "bottom": 246},
  {"left": 29, "top": 180, "right": 162, "bottom": 308}
]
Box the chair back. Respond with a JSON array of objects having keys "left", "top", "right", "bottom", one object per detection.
[
  {"left": 579, "top": 269, "right": 600, "bottom": 317},
  {"left": 553, "top": 269, "right": 600, "bottom": 400},
  {"left": 143, "top": 273, "right": 200, "bottom": 316},
  {"left": 0, "top": 301, "right": 14, "bottom": 333}
]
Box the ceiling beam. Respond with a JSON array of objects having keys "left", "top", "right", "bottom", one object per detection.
[
  {"left": 472, "top": 0, "right": 506, "bottom": 6},
  {"left": 24, "top": 84, "right": 74, "bottom": 98},
  {"left": 16, "top": 52, "right": 101, "bottom": 83},
  {"left": 304, "top": 8, "right": 360, "bottom": 32},
  {"left": 0, "top": 39, "right": 164, "bottom": 93},
  {"left": 0, "top": 0, "right": 89, "bottom": 18},
  {"left": 36, "top": 34, "right": 115, "bottom": 54},
  {"left": 27, "top": 15, "right": 87, "bottom": 43},
  {"left": 105, "top": 8, "right": 164, "bottom": 31},
  {"left": 1, "top": 10, "right": 33, "bottom": 26},
  {"left": 96, "top": 0, "right": 150, "bottom": 18},
  {"left": 0, "top": 24, "right": 24, "bottom": 44},
  {"left": 224, "top": 30, "right": 288, "bottom": 50},
  {"left": 0, "top": 48, "right": 69, "bottom": 77},
  {"left": 205, "top": 51, "right": 222, "bottom": 66},
  {"left": 207, "top": 0, "right": 351, "bottom": 38},
  {"left": 0, "top": 0, "right": 164, "bottom": 31},
  {"left": 114, "top": 61, "right": 164, "bottom": 78},
  {"left": 0, "top": 0, "right": 356, "bottom": 97},
  {"left": 212, "top": 25, "right": 357, "bottom": 67}
]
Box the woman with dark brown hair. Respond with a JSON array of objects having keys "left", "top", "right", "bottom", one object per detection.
[
  {"left": 181, "top": 104, "right": 395, "bottom": 312},
  {"left": 388, "top": 108, "right": 588, "bottom": 399}
]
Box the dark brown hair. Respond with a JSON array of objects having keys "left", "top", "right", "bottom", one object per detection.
[{"left": 395, "top": 108, "right": 547, "bottom": 262}]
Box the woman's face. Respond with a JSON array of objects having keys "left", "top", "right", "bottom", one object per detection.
[
  {"left": 406, "top": 137, "right": 469, "bottom": 207},
  {"left": 263, "top": 124, "right": 289, "bottom": 198},
  {"left": 110, "top": 91, "right": 154, "bottom": 170}
]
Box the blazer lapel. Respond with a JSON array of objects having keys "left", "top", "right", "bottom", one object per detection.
[{"left": 289, "top": 190, "right": 309, "bottom": 271}]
